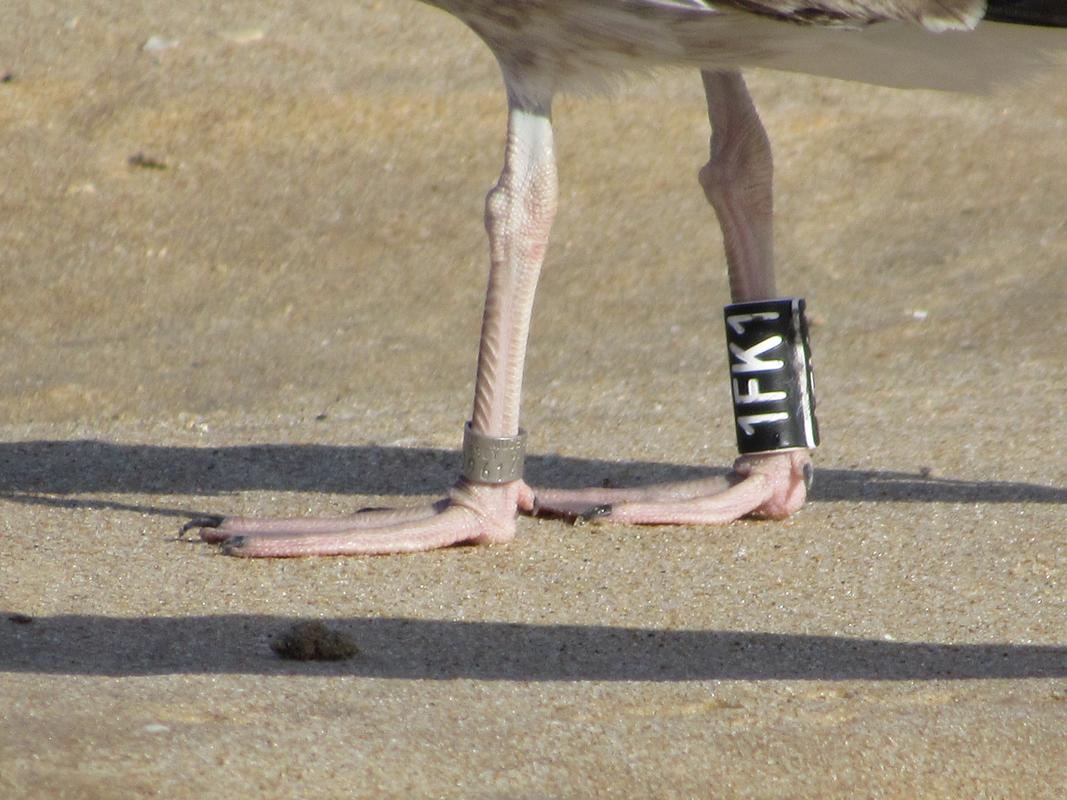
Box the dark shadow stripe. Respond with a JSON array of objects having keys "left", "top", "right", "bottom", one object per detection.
[
  {"left": 3, "top": 613, "right": 1064, "bottom": 681},
  {"left": 0, "top": 441, "right": 1063, "bottom": 507}
]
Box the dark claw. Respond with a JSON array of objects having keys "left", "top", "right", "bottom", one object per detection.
[
  {"left": 803, "top": 462, "right": 814, "bottom": 492},
  {"left": 179, "top": 515, "right": 225, "bottom": 537},
  {"left": 220, "top": 535, "right": 246, "bottom": 555},
  {"left": 574, "top": 504, "right": 613, "bottom": 526}
]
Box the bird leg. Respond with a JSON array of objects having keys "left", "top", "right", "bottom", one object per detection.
[
  {"left": 190, "top": 88, "right": 558, "bottom": 556},
  {"left": 528, "top": 70, "right": 811, "bottom": 525},
  {"left": 190, "top": 70, "right": 810, "bottom": 554}
]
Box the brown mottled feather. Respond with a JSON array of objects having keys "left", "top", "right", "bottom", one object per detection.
[
  {"left": 706, "top": 0, "right": 984, "bottom": 30},
  {"left": 420, "top": 0, "right": 1064, "bottom": 99}
]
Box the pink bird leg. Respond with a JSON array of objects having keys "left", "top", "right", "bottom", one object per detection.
[{"left": 189, "top": 13, "right": 813, "bottom": 556}]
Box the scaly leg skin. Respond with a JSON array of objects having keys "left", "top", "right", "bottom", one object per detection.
[
  {"left": 526, "top": 70, "right": 812, "bottom": 525},
  {"left": 529, "top": 451, "right": 811, "bottom": 525},
  {"left": 190, "top": 84, "right": 559, "bottom": 557},
  {"left": 191, "top": 69, "right": 809, "bottom": 556}
]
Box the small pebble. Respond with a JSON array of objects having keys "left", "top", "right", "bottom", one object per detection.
[{"left": 142, "top": 35, "right": 180, "bottom": 53}]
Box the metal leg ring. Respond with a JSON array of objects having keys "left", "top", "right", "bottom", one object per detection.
[{"left": 461, "top": 422, "right": 526, "bottom": 484}]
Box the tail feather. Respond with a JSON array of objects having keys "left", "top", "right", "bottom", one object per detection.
[
  {"left": 674, "top": 14, "right": 1067, "bottom": 92},
  {"left": 986, "top": 1, "right": 1067, "bottom": 27}
]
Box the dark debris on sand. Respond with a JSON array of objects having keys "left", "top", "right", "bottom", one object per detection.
[{"left": 270, "top": 621, "right": 359, "bottom": 661}]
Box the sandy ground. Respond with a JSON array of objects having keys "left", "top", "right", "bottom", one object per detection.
[{"left": 2, "top": 2, "right": 1066, "bottom": 798}]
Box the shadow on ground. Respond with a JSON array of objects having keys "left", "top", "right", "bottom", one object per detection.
[
  {"left": 1, "top": 441, "right": 1064, "bottom": 517},
  {"left": 3, "top": 613, "right": 1065, "bottom": 681}
]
